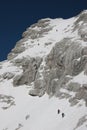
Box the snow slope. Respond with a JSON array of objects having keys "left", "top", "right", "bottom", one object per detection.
[
  {"left": 0, "top": 10, "right": 87, "bottom": 130},
  {"left": 0, "top": 80, "right": 86, "bottom": 130}
]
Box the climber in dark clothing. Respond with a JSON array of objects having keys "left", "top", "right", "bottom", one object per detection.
[
  {"left": 62, "top": 113, "right": 65, "bottom": 118},
  {"left": 57, "top": 109, "right": 60, "bottom": 114}
]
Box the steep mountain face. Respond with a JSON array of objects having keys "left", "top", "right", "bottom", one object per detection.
[{"left": 0, "top": 10, "right": 87, "bottom": 130}]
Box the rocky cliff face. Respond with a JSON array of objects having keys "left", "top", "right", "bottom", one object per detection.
[
  {"left": 0, "top": 10, "right": 87, "bottom": 130},
  {"left": 7, "top": 10, "right": 87, "bottom": 105}
]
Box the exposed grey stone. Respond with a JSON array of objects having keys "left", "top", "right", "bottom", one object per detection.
[
  {"left": 71, "top": 56, "right": 87, "bottom": 75},
  {"left": 28, "top": 38, "right": 86, "bottom": 98},
  {"left": 78, "top": 24, "right": 87, "bottom": 41},
  {"left": 11, "top": 46, "right": 25, "bottom": 54},
  {"left": 30, "top": 18, "right": 50, "bottom": 29},
  {"left": 83, "top": 84, "right": 87, "bottom": 90},
  {"left": 67, "top": 84, "right": 87, "bottom": 106},
  {"left": 45, "top": 42, "right": 52, "bottom": 46},
  {"left": 43, "top": 38, "right": 83, "bottom": 96},
  {"left": 73, "top": 11, "right": 87, "bottom": 41},
  {"left": 2, "top": 72, "right": 14, "bottom": 80},
  {"left": 13, "top": 58, "right": 25, "bottom": 66},
  {"left": 4, "top": 14, "right": 87, "bottom": 107},
  {"left": 38, "top": 18, "right": 51, "bottom": 24},
  {"left": 0, "top": 94, "right": 15, "bottom": 110},
  {"left": 73, "top": 11, "right": 87, "bottom": 32},
  {"left": 75, "top": 87, "right": 87, "bottom": 106},
  {"left": 29, "top": 86, "right": 45, "bottom": 97},
  {"left": 81, "top": 47, "right": 87, "bottom": 55},
  {"left": 69, "top": 97, "right": 79, "bottom": 106},
  {"left": 65, "top": 44, "right": 83, "bottom": 76},
  {"left": 23, "top": 57, "right": 42, "bottom": 84},
  {"left": 11, "top": 35, "right": 87, "bottom": 105},
  {"left": 45, "top": 38, "right": 84, "bottom": 76},
  {"left": 22, "top": 18, "right": 52, "bottom": 40},
  {"left": 84, "top": 64, "right": 87, "bottom": 75},
  {"left": 67, "top": 82, "right": 81, "bottom": 92},
  {"left": 7, "top": 44, "right": 25, "bottom": 61},
  {"left": 7, "top": 37, "right": 28, "bottom": 61},
  {"left": 74, "top": 115, "right": 87, "bottom": 130},
  {"left": 22, "top": 27, "right": 52, "bottom": 39},
  {"left": 75, "top": 11, "right": 87, "bottom": 25},
  {"left": 15, "top": 38, "right": 27, "bottom": 46},
  {"left": 13, "top": 74, "right": 28, "bottom": 86},
  {"left": 7, "top": 53, "right": 18, "bottom": 60},
  {"left": 59, "top": 93, "right": 71, "bottom": 99},
  {"left": 13, "top": 57, "right": 42, "bottom": 86},
  {"left": 55, "top": 91, "right": 62, "bottom": 98}
]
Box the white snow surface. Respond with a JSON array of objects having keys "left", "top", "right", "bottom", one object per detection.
[
  {"left": 0, "top": 13, "right": 87, "bottom": 130},
  {"left": 0, "top": 80, "right": 87, "bottom": 130},
  {"left": 15, "top": 17, "right": 78, "bottom": 59}
]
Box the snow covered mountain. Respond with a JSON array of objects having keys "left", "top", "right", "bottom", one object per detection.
[{"left": 0, "top": 10, "right": 87, "bottom": 130}]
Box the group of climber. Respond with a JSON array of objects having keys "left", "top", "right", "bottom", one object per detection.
[{"left": 57, "top": 109, "right": 65, "bottom": 118}]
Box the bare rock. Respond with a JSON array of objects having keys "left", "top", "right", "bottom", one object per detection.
[{"left": 2, "top": 72, "right": 14, "bottom": 80}]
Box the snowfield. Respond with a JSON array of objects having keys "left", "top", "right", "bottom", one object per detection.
[
  {"left": 0, "top": 81, "right": 87, "bottom": 130},
  {"left": 0, "top": 10, "right": 87, "bottom": 130}
]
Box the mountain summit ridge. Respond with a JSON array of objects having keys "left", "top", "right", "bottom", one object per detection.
[{"left": 0, "top": 10, "right": 87, "bottom": 130}]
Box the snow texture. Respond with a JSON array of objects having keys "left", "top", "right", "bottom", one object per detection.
[{"left": 0, "top": 10, "right": 87, "bottom": 130}]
